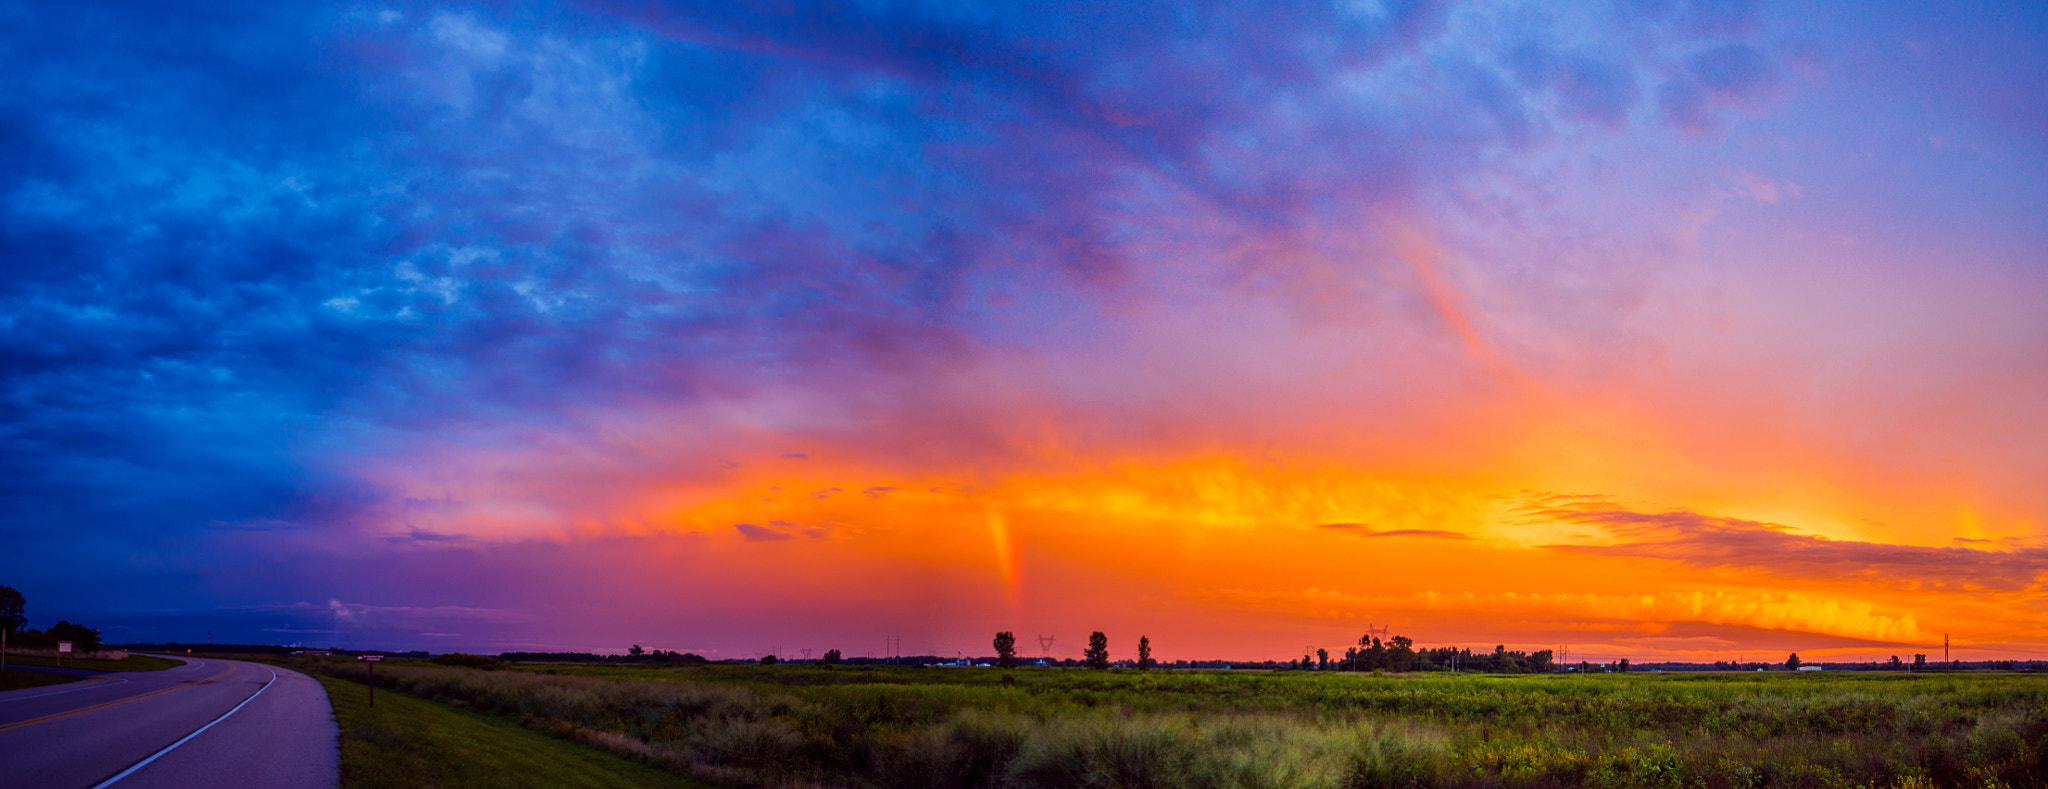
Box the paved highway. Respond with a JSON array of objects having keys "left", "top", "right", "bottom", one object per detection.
[{"left": 0, "top": 656, "right": 337, "bottom": 788}]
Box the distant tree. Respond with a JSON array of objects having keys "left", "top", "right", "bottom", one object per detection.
[
  {"left": 0, "top": 584, "right": 18, "bottom": 671},
  {"left": 1298, "top": 655, "right": 1311, "bottom": 670},
  {"left": 1888, "top": 655, "right": 1903, "bottom": 671},
  {"left": 0, "top": 585, "right": 23, "bottom": 631},
  {"left": 1785, "top": 653, "right": 1801, "bottom": 671},
  {"left": 1084, "top": 631, "right": 1110, "bottom": 670},
  {"left": 49, "top": 621, "right": 100, "bottom": 652},
  {"left": 759, "top": 654, "right": 778, "bottom": 665},
  {"left": 1617, "top": 658, "right": 1630, "bottom": 673},
  {"left": 993, "top": 631, "right": 1018, "bottom": 669},
  {"left": 1913, "top": 654, "right": 1927, "bottom": 671},
  {"left": 1137, "top": 636, "right": 1154, "bottom": 670},
  {"left": 823, "top": 648, "right": 842, "bottom": 665},
  {"left": 1389, "top": 636, "right": 1416, "bottom": 672},
  {"left": 628, "top": 644, "right": 645, "bottom": 657},
  {"left": 1316, "top": 648, "right": 1329, "bottom": 670}
]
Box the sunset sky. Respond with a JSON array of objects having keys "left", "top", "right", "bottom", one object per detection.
[{"left": 2, "top": 0, "right": 2044, "bottom": 664}]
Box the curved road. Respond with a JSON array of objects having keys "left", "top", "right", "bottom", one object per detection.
[{"left": 0, "top": 656, "right": 337, "bottom": 788}]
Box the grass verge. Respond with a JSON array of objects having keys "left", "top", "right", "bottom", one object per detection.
[
  {"left": 317, "top": 675, "right": 709, "bottom": 789},
  {"left": 0, "top": 668, "right": 77, "bottom": 692},
  {"left": 0, "top": 653, "right": 184, "bottom": 672}
]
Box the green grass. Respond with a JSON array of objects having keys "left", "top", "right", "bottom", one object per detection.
[
  {"left": 278, "top": 660, "right": 2048, "bottom": 789},
  {"left": 317, "top": 675, "right": 710, "bottom": 789},
  {"left": 0, "top": 667, "right": 76, "bottom": 692},
  {"left": 0, "top": 653, "right": 183, "bottom": 672}
]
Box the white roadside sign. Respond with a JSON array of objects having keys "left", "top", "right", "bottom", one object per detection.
[{"left": 57, "top": 641, "right": 72, "bottom": 653}]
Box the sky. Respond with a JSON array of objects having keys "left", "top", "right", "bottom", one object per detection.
[{"left": 1, "top": 0, "right": 2044, "bottom": 664}]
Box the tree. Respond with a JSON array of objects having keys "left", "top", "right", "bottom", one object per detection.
[
  {"left": 993, "top": 631, "right": 1018, "bottom": 669},
  {"left": 822, "top": 649, "right": 842, "bottom": 665},
  {"left": 49, "top": 621, "right": 101, "bottom": 653},
  {"left": 0, "top": 585, "right": 23, "bottom": 631},
  {"left": 1785, "top": 653, "right": 1801, "bottom": 671},
  {"left": 1888, "top": 655, "right": 1903, "bottom": 670},
  {"left": 759, "top": 654, "right": 778, "bottom": 665},
  {"left": 628, "top": 644, "right": 644, "bottom": 658},
  {"left": 1617, "top": 658, "right": 1630, "bottom": 673},
  {"left": 0, "top": 584, "right": 18, "bottom": 673},
  {"left": 1084, "top": 631, "right": 1110, "bottom": 669},
  {"left": 1913, "top": 654, "right": 1927, "bottom": 671},
  {"left": 1389, "top": 636, "right": 1415, "bottom": 672},
  {"left": 1316, "top": 648, "right": 1329, "bottom": 670},
  {"left": 1137, "top": 636, "right": 1154, "bottom": 670}
]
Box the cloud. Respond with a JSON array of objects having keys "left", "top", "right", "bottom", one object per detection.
[
  {"left": 734, "top": 522, "right": 793, "bottom": 542},
  {"left": 1315, "top": 523, "right": 1471, "bottom": 539},
  {"left": 1507, "top": 43, "right": 1640, "bottom": 128},
  {"left": 1687, "top": 44, "right": 1780, "bottom": 105},
  {"left": 386, "top": 527, "right": 473, "bottom": 545},
  {"left": 1201, "top": 586, "right": 1930, "bottom": 645},
  {"left": 1523, "top": 501, "right": 2048, "bottom": 594}
]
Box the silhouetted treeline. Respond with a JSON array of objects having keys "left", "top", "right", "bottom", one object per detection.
[
  {"left": 116, "top": 642, "right": 302, "bottom": 654},
  {"left": 1288, "top": 635, "right": 1557, "bottom": 674},
  {"left": 498, "top": 649, "right": 708, "bottom": 664}
]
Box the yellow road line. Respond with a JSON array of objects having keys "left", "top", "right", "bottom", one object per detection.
[{"left": 0, "top": 665, "right": 235, "bottom": 733}]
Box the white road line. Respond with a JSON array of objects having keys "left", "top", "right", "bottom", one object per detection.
[
  {"left": 89, "top": 665, "right": 278, "bottom": 789},
  {"left": 0, "top": 677, "right": 130, "bottom": 703}
]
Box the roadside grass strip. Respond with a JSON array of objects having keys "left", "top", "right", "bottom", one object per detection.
[
  {"left": 0, "top": 668, "right": 76, "bottom": 693},
  {"left": 317, "top": 675, "right": 709, "bottom": 789}
]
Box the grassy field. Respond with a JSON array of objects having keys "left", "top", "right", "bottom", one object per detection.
[
  {"left": 0, "top": 667, "right": 78, "bottom": 692},
  {"left": 317, "top": 675, "right": 708, "bottom": 789},
  {"left": 276, "top": 659, "right": 2047, "bottom": 789},
  {"left": 0, "top": 653, "right": 184, "bottom": 672}
]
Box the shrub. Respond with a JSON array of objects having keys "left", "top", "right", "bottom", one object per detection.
[{"left": 429, "top": 652, "right": 504, "bottom": 670}]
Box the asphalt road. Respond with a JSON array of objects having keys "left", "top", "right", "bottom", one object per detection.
[{"left": 0, "top": 656, "right": 338, "bottom": 788}]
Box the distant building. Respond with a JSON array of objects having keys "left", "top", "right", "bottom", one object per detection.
[{"left": 1797, "top": 665, "right": 1823, "bottom": 671}]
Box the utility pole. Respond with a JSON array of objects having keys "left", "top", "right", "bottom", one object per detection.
[{"left": 1945, "top": 634, "right": 1950, "bottom": 666}]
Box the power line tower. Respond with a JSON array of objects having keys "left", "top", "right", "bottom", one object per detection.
[
  {"left": 1365, "top": 622, "right": 1389, "bottom": 643},
  {"left": 1036, "top": 634, "right": 1055, "bottom": 661},
  {"left": 800, "top": 648, "right": 813, "bottom": 661}
]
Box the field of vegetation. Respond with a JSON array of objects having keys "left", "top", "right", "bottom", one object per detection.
[
  {"left": 275, "top": 656, "right": 2046, "bottom": 789},
  {"left": 317, "top": 673, "right": 706, "bottom": 789}
]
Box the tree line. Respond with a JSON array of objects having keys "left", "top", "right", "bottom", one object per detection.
[{"left": 0, "top": 584, "right": 105, "bottom": 653}]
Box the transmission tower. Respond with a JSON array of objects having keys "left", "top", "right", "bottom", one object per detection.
[
  {"left": 1365, "top": 622, "right": 1390, "bottom": 642},
  {"left": 1036, "top": 634, "right": 1055, "bottom": 660},
  {"left": 800, "top": 648, "right": 813, "bottom": 661}
]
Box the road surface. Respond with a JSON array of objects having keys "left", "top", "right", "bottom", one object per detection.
[{"left": 0, "top": 656, "right": 338, "bottom": 788}]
